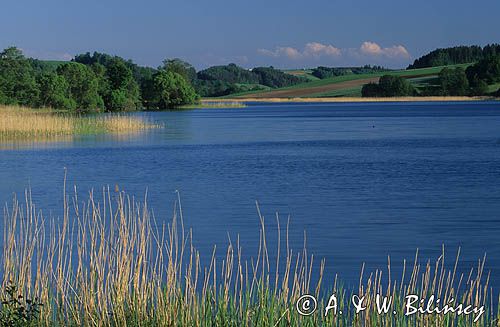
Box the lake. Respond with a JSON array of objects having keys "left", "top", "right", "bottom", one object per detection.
[{"left": 1, "top": 101, "right": 500, "bottom": 290}]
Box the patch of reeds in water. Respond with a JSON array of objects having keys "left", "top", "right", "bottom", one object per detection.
[
  {"left": 0, "top": 105, "right": 159, "bottom": 141},
  {"left": 180, "top": 101, "right": 247, "bottom": 109},
  {"left": 1, "top": 185, "right": 497, "bottom": 326}
]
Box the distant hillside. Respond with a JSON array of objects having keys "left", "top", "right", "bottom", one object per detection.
[
  {"left": 195, "top": 64, "right": 306, "bottom": 97},
  {"left": 408, "top": 44, "right": 500, "bottom": 69},
  {"left": 224, "top": 64, "right": 471, "bottom": 98}
]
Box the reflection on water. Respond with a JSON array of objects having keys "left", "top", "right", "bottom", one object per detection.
[
  {"left": 0, "top": 135, "right": 75, "bottom": 150},
  {"left": 1, "top": 101, "right": 500, "bottom": 290},
  {"left": 0, "top": 129, "right": 158, "bottom": 150}
]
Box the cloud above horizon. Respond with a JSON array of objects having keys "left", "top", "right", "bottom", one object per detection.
[
  {"left": 257, "top": 41, "right": 410, "bottom": 64},
  {"left": 258, "top": 42, "right": 341, "bottom": 60},
  {"left": 359, "top": 41, "right": 410, "bottom": 58}
]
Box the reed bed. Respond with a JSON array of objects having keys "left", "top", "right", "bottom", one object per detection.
[
  {"left": 180, "top": 101, "right": 247, "bottom": 109},
  {"left": 1, "top": 185, "right": 498, "bottom": 326},
  {"left": 0, "top": 105, "right": 158, "bottom": 141}
]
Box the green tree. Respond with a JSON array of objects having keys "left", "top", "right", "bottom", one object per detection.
[
  {"left": 162, "top": 58, "right": 197, "bottom": 82},
  {"left": 469, "top": 76, "right": 489, "bottom": 96},
  {"left": 408, "top": 45, "right": 498, "bottom": 69},
  {"left": 252, "top": 66, "right": 305, "bottom": 88},
  {"left": 362, "top": 75, "right": 414, "bottom": 97},
  {"left": 102, "top": 58, "right": 141, "bottom": 111},
  {"left": 0, "top": 47, "right": 39, "bottom": 106},
  {"left": 0, "top": 89, "right": 5, "bottom": 103},
  {"left": 0, "top": 47, "right": 25, "bottom": 60},
  {"left": 57, "top": 63, "right": 104, "bottom": 112},
  {"left": 438, "top": 67, "right": 469, "bottom": 95},
  {"left": 150, "top": 71, "right": 199, "bottom": 109},
  {"left": 466, "top": 55, "right": 500, "bottom": 85},
  {"left": 36, "top": 72, "right": 76, "bottom": 110},
  {"left": 361, "top": 83, "right": 382, "bottom": 97},
  {"left": 107, "top": 58, "right": 133, "bottom": 90},
  {"left": 108, "top": 89, "right": 135, "bottom": 111},
  {"left": 91, "top": 63, "right": 111, "bottom": 98},
  {"left": 379, "top": 75, "right": 414, "bottom": 96}
]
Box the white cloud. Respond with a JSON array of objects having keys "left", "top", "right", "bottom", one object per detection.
[
  {"left": 360, "top": 41, "right": 410, "bottom": 58},
  {"left": 304, "top": 42, "right": 341, "bottom": 58},
  {"left": 360, "top": 41, "right": 383, "bottom": 55},
  {"left": 258, "top": 41, "right": 410, "bottom": 63},
  {"left": 258, "top": 42, "right": 341, "bottom": 60},
  {"left": 258, "top": 46, "right": 302, "bottom": 59}
]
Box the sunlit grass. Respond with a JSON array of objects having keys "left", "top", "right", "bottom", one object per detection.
[
  {"left": 0, "top": 184, "right": 497, "bottom": 326},
  {"left": 0, "top": 105, "right": 159, "bottom": 141},
  {"left": 180, "top": 100, "right": 247, "bottom": 109}
]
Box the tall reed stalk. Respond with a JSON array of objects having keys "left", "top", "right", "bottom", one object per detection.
[
  {"left": 0, "top": 105, "right": 158, "bottom": 141},
  {"left": 1, "top": 184, "right": 497, "bottom": 326}
]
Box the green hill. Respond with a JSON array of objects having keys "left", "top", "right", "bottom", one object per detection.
[{"left": 220, "top": 64, "right": 472, "bottom": 98}]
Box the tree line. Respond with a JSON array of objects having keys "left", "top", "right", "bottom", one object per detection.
[
  {"left": 0, "top": 47, "right": 198, "bottom": 112},
  {"left": 0, "top": 46, "right": 307, "bottom": 111},
  {"left": 193, "top": 63, "right": 307, "bottom": 97},
  {"left": 408, "top": 44, "right": 500, "bottom": 69},
  {"left": 311, "top": 65, "right": 388, "bottom": 79},
  {"left": 362, "top": 55, "right": 500, "bottom": 97}
]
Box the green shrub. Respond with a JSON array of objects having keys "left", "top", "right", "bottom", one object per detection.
[{"left": 0, "top": 282, "right": 42, "bottom": 327}]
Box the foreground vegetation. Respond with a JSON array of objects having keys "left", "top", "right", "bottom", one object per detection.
[
  {"left": 0, "top": 185, "right": 497, "bottom": 326},
  {"left": 0, "top": 105, "right": 157, "bottom": 140}
]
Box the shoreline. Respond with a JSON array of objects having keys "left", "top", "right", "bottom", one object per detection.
[{"left": 203, "top": 96, "right": 499, "bottom": 103}]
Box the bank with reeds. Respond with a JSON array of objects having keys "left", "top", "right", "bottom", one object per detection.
[
  {"left": 0, "top": 105, "right": 159, "bottom": 141},
  {"left": 0, "top": 184, "right": 497, "bottom": 326},
  {"left": 179, "top": 100, "right": 247, "bottom": 109}
]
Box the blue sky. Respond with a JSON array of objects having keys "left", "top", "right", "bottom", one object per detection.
[{"left": 1, "top": 0, "right": 499, "bottom": 69}]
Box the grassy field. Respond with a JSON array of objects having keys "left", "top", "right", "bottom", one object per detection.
[
  {"left": 0, "top": 105, "right": 158, "bottom": 141},
  {"left": 487, "top": 83, "right": 500, "bottom": 93},
  {"left": 221, "top": 64, "right": 472, "bottom": 99},
  {"left": 0, "top": 185, "right": 497, "bottom": 326},
  {"left": 283, "top": 69, "right": 321, "bottom": 81},
  {"left": 308, "top": 86, "right": 363, "bottom": 98}
]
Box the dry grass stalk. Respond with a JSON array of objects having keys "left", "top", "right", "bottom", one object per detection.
[
  {"left": 0, "top": 185, "right": 497, "bottom": 326},
  {"left": 0, "top": 105, "right": 158, "bottom": 141}
]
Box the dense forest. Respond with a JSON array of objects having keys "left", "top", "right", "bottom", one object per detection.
[
  {"left": 311, "top": 65, "right": 388, "bottom": 79},
  {"left": 363, "top": 55, "right": 500, "bottom": 97},
  {"left": 408, "top": 44, "right": 500, "bottom": 69},
  {"left": 0, "top": 47, "right": 198, "bottom": 112}
]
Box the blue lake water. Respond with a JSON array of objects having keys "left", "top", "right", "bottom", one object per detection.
[{"left": 1, "top": 101, "right": 500, "bottom": 290}]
